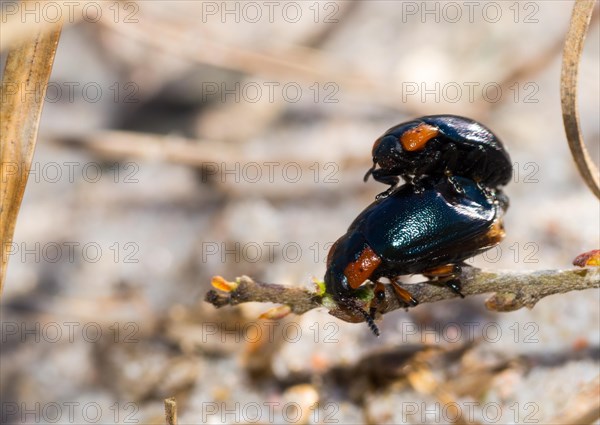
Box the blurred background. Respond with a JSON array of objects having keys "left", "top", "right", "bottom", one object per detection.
[{"left": 1, "top": 1, "right": 599, "bottom": 424}]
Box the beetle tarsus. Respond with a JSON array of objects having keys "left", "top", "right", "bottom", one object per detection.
[
  {"left": 447, "top": 174, "right": 466, "bottom": 194},
  {"left": 375, "top": 187, "right": 395, "bottom": 200},
  {"left": 422, "top": 264, "right": 465, "bottom": 298},
  {"left": 407, "top": 175, "right": 425, "bottom": 194},
  {"left": 444, "top": 279, "right": 465, "bottom": 298}
]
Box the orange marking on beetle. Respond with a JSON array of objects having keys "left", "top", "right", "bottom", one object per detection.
[
  {"left": 344, "top": 245, "right": 382, "bottom": 289},
  {"left": 400, "top": 123, "right": 439, "bottom": 152},
  {"left": 469, "top": 220, "right": 505, "bottom": 251},
  {"left": 485, "top": 220, "right": 505, "bottom": 244},
  {"left": 422, "top": 264, "right": 457, "bottom": 279},
  {"left": 390, "top": 280, "right": 418, "bottom": 306}
]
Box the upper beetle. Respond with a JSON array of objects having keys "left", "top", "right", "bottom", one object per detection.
[
  {"left": 364, "top": 115, "right": 513, "bottom": 198},
  {"left": 324, "top": 175, "right": 507, "bottom": 335}
]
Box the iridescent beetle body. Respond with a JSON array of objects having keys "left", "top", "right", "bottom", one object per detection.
[{"left": 324, "top": 176, "right": 507, "bottom": 335}]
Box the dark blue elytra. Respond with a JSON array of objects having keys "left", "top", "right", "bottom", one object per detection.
[{"left": 325, "top": 176, "right": 504, "bottom": 300}]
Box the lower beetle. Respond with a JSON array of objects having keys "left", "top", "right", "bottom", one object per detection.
[
  {"left": 364, "top": 115, "right": 512, "bottom": 198},
  {"left": 324, "top": 175, "right": 507, "bottom": 335}
]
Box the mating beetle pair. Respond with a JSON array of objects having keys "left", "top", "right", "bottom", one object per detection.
[{"left": 324, "top": 115, "right": 512, "bottom": 335}]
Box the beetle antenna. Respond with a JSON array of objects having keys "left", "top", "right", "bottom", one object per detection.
[
  {"left": 363, "top": 162, "right": 376, "bottom": 182},
  {"left": 344, "top": 299, "right": 380, "bottom": 337}
]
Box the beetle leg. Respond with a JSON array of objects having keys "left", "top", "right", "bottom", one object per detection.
[
  {"left": 422, "top": 264, "right": 465, "bottom": 298},
  {"left": 370, "top": 169, "right": 399, "bottom": 186},
  {"left": 374, "top": 281, "right": 387, "bottom": 302},
  {"left": 447, "top": 175, "right": 466, "bottom": 194},
  {"left": 441, "top": 142, "right": 460, "bottom": 170},
  {"left": 422, "top": 264, "right": 460, "bottom": 279},
  {"left": 438, "top": 143, "right": 468, "bottom": 194},
  {"left": 494, "top": 189, "right": 510, "bottom": 211},
  {"left": 476, "top": 181, "right": 495, "bottom": 203},
  {"left": 403, "top": 174, "right": 425, "bottom": 193},
  {"left": 369, "top": 281, "right": 388, "bottom": 320},
  {"left": 465, "top": 145, "right": 491, "bottom": 183},
  {"left": 405, "top": 149, "right": 441, "bottom": 176},
  {"left": 375, "top": 187, "right": 394, "bottom": 200},
  {"left": 444, "top": 279, "right": 464, "bottom": 298},
  {"left": 375, "top": 187, "right": 395, "bottom": 200},
  {"left": 371, "top": 170, "right": 400, "bottom": 199},
  {"left": 390, "top": 279, "right": 419, "bottom": 307}
]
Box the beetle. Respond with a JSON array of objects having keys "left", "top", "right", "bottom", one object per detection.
[
  {"left": 324, "top": 175, "right": 507, "bottom": 335},
  {"left": 364, "top": 115, "right": 513, "bottom": 198}
]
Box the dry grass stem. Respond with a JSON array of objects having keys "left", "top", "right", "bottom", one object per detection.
[
  {"left": 561, "top": 0, "right": 600, "bottom": 199},
  {"left": 0, "top": 23, "right": 63, "bottom": 293},
  {"left": 164, "top": 397, "right": 178, "bottom": 425}
]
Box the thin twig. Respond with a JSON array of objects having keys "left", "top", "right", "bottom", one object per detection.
[
  {"left": 205, "top": 267, "right": 600, "bottom": 324},
  {"left": 44, "top": 130, "right": 365, "bottom": 169},
  {"left": 164, "top": 397, "right": 177, "bottom": 425},
  {"left": 43, "top": 131, "right": 372, "bottom": 201},
  {"left": 561, "top": 0, "right": 600, "bottom": 199}
]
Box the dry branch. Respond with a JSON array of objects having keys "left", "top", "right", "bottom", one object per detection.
[
  {"left": 205, "top": 267, "right": 600, "bottom": 325},
  {"left": 0, "top": 23, "right": 63, "bottom": 293},
  {"left": 45, "top": 130, "right": 366, "bottom": 169}
]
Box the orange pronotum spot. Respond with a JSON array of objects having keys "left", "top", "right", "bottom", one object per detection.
[
  {"left": 400, "top": 123, "right": 439, "bottom": 152},
  {"left": 344, "top": 245, "right": 382, "bottom": 289}
]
